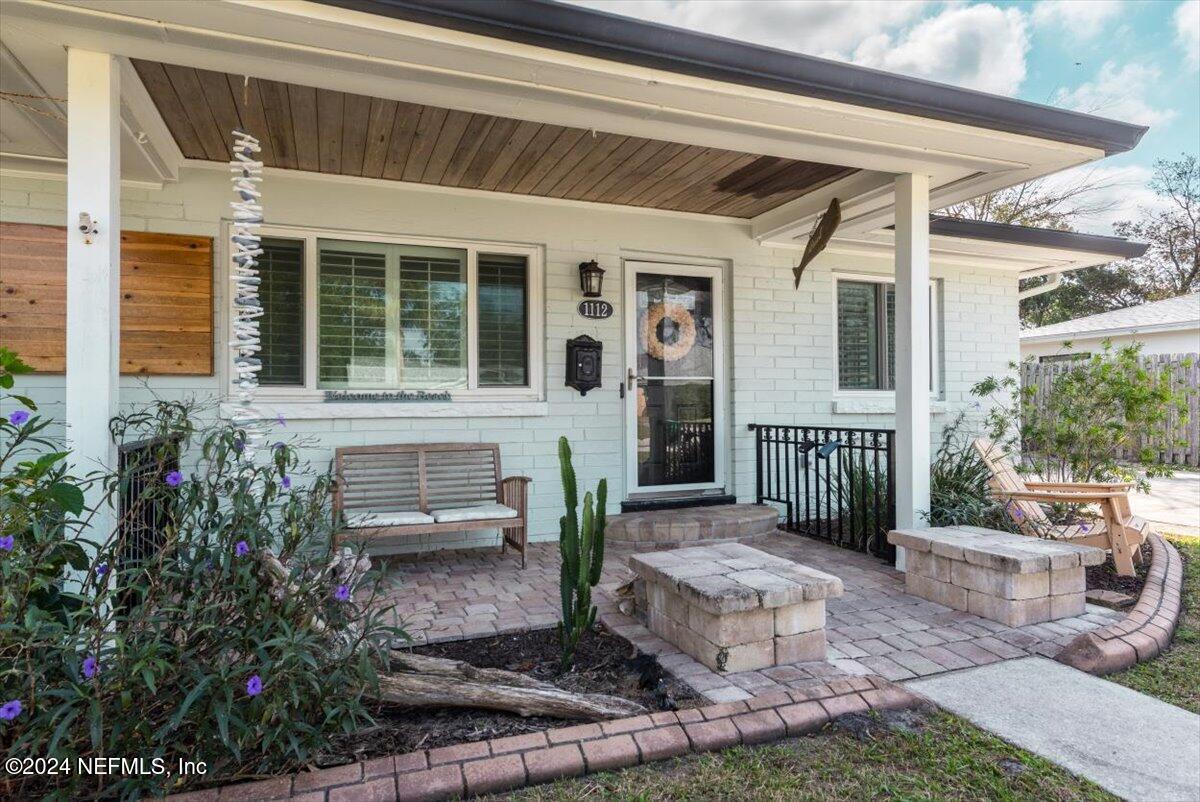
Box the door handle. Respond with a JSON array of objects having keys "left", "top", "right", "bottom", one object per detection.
[{"left": 627, "top": 368, "right": 637, "bottom": 390}]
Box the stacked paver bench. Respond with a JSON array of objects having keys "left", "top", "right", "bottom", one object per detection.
[
  {"left": 629, "top": 543, "right": 843, "bottom": 673},
  {"left": 888, "top": 526, "right": 1105, "bottom": 627}
]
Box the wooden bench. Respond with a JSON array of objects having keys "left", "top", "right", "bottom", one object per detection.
[{"left": 332, "top": 443, "right": 531, "bottom": 566}]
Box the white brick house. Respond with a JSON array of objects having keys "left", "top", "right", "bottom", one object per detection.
[{"left": 0, "top": 0, "right": 1147, "bottom": 557}]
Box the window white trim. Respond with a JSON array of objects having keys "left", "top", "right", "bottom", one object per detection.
[
  {"left": 219, "top": 221, "right": 545, "bottom": 411},
  {"left": 831, "top": 271, "right": 941, "bottom": 398}
]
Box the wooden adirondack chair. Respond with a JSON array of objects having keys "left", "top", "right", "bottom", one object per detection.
[{"left": 972, "top": 438, "right": 1149, "bottom": 576}]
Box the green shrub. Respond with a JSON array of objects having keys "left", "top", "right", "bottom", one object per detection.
[
  {"left": 973, "top": 342, "right": 1188, "bottom": 490},
  {"left": 1, "top": 367, "right": 402, "bottom": 799},
  {"left": 926, "top": 413, "right": 1019, "bottom": 533}
]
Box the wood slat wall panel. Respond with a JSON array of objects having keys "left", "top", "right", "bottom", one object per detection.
[
  {"left": 0, "top": 223, "right": 214, "bottom": 375},
  {"left": 132, "top": 60, "right": 858, "bottom": 218}
]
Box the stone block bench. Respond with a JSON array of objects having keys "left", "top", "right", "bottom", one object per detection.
[
  {"left": 629, "top": 543, "right": 843, "bottom": 673},
  {"left": 888, "top": 526, "right": 1105, "bottom": 627}
]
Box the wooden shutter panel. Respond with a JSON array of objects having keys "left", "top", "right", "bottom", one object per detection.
[{"left": 0, "top": 222, "right": 213, "bottom": 375}]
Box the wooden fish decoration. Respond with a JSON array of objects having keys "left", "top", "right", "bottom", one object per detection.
[{"left": 793, "top": 197, "right": 841, "bottom": 288}]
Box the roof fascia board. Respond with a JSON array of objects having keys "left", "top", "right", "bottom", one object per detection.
[
  {"left": 9, "top": 0, "right": 1101, "bottom": 178},
  {"left": 311, "top": 0, "right": 1146, "bottom": 156},
  {"left": 1021, "top": 321, "right": 1200, "bottom": 342}
]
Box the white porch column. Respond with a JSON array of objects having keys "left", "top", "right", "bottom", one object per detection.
[
  {"left": 893, "top": 174, "right": 931, "bottom": 565},
  {"left": 66, "top": 49, "right": 121, "bottom": 541}
]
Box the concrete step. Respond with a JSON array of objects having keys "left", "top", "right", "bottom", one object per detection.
[{"left": 607, "top": 503, "right": 779, "bottom": 548}]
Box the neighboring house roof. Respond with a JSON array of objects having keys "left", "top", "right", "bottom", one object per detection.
[
  {"left": 315, "top": 0, "right": 1148, "bottom": 155},
  {"left": 927, "top": 217, "right": 1149, "bottom": 259},
  {"left": 1021, "top": 293, "right": 1200, "bottom": 342}
]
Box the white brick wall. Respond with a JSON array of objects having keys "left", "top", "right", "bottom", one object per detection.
[{"left": 0, "top": 169, "right": 1019, "bottom": 550}]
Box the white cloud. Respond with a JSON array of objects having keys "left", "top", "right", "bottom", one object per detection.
[
  {"left": 1052, "top": 61, "right": 1175, "bottom": 127},
  {"left": 1176, "top": 0, "right": 1200, "bottom": 69},
  {"left": 566, "top": 1, "right": 931, "bottom": 59},
  {"left": 566, "top": 1, "right": 1029, "bottom": 94},
  {"left": 1031, "top": 0, "right": 1122, "bottom": 40},
  {"left": 852, "top": 5, "right": 1029, "bottom": 95}
]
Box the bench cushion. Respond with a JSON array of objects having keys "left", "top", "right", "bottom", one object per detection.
[
  {"left": 431, "top": 503, "right": 519, "bottom": 523},
  {"left": 345, "top": 511, "right": 435, "bottom": 528}
]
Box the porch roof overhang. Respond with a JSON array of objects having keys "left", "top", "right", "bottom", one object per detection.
[
  {"left": 0, "top": 0, "right": 1147, "bottom": 240},
  {"left": 318, "top": 0, "right": 1147, "bottom": 157},
  {"left": 825, "top": 216, "right": 1148, "bottom": 278}
]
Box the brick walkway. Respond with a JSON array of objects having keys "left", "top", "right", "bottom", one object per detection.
[{"left": 376, "top": 532, "right": 1123, "bottom": 703}]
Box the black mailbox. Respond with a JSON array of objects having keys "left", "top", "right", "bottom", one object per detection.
[{"left": 566, "top": 335, "right": 602, "bottom": 395}]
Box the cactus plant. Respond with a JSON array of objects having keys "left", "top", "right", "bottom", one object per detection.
[{"left": 557, "top": 436, "right": 607, "bottom": 671}]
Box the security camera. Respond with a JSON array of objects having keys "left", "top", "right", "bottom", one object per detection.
[{"left": 78, "top": 212, "right": 98, "bottom": 244}]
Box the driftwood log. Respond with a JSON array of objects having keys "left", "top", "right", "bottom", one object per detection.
[
  {"left": 381, "top": 650, "right": 647, "bottom": 720},
  {"left": 259, "top": 548, "right": 647, "bottom": 721}
]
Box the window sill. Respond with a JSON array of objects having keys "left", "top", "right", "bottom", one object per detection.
[
  {"left": 219, "top": 400, "right": 549, "bottom": 420},
  {"left": 831, "top": 397, "right": 948, "bottom": 415}
]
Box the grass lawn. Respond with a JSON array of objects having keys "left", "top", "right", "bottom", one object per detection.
[
  {"left": 496, "top": 710, "right": 1116, "bottom": 802},
  {"left": 1106, "top": 534, "right": 1200, "bottom": 713}
]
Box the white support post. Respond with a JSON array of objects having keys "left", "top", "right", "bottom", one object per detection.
[
  {"left": 66, "top": 49, "right": 121, "bottom": 546},
  {"left": 893, "top": 173, "right": 931, "bottom": 568}
]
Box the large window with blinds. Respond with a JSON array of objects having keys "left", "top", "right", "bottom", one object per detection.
[
  {"left": 250, "top": 229, "right": 538, "bottom": 399},
  {"left": 835, "top": 276, "right": 938, "bottom": 393}
]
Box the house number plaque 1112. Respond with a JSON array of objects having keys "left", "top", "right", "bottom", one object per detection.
[{"left": 577, "top": 300, "right": 614, "bottom": 320}]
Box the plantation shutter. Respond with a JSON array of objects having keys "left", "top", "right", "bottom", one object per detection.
[
  {"left": 318, "top": 243, "right": 389, "bottom": 387},
  {"left": 477, "top": 254, "right": 528, "bottom": 387},
  {"left": 397, "top": 246, "right": 467, "bottom": 388},
  {"left": 837, "top": 281, "right": 879, "bottom": 390},
  {"left": 258, "top": 238, "right": 305, "bottom": 386}
]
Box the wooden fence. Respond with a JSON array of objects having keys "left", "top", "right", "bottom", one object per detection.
[{"left": 1021, "top": 354, "right": 1200, "bottom": 467}]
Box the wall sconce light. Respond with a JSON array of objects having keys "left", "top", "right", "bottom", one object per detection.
[{"left": 578, "top": 260, "right": 605, "bottom": 298}]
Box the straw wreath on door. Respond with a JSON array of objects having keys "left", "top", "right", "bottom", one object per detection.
[{"left": 643, "top": 301, "right": 697, "bottom": 362}]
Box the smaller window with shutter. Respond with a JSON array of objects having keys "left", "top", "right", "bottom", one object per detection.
[
  {"left": 258, "top": 237, "right": 305, "bottom": 386},
  {"left": 836, "top": 277, "right": 938, "bottom": 393},
  {"left": 478, "top": 254, "right": 529, "bottom": 387}
]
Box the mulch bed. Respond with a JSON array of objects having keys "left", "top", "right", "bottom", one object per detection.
[
  {"left": 321, "top": 627, "right": 701, "bottom": 764},
  {"left": 1086, "top": 545, "right": 1149, "bottom": 597}
]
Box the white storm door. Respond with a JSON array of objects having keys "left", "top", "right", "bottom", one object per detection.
[{"left": 624, "top": 262, "right": 725, "bottom": 494}]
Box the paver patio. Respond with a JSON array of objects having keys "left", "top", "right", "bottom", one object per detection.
[{"left": 376, "top": 531, "right": 1124, "bottom": 702}]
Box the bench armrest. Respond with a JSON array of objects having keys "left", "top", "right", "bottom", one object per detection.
[
  {"left": 1024, "top": 481, "right": 1134, "bottom": 492},
  {"left": 501, "top": 475, "right": 532, "bottom": 516},
  {"left": 991, "top": 489, "right": 1124, "bottom": 504}
]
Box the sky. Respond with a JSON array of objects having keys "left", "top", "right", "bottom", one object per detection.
[{"left": 567, "top": 0, "right": 1200, "bottom": 235}]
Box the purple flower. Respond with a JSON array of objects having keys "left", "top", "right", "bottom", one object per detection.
[
  {"left": 334, "top": 584, "right": 350, "bottom": 602},
  {"left": 0, "top": 535, "right": 13, "bottom": 552},
  {"left": 276, "top": 413, "right": 287, "bottom": 427},
  {"left": 165, "top": 470, "right": 183, "bottom": 488},
  {"left": 7, "top": 410, "right": 30, "bottom": 426},
  {"left": 95, "top": 562, "right": 109, "bottom": 577},
  {"left": 233, "top": 438, "right": 245, "bottom": 454},
  {"left": 82, "top": 655, "right": 99, "bottom": 679},
  {"left": 0, "top": 699, "right": 22, "bottom": 720},
  {"left": 273, "top": 442, "right": 286, "bottom": 451},
  {"left": 281, "top": 475, "right": 292, "bottom": 489},
  {"left": 1014, "top": 507, "right": 1024, "bottom": 519},
  {"left": 235, "top": 540, "right": 250, "bottom": 557},
  {"left": 1079, "top": 524, "right": 1090, "bottom": 533},
  {"left": 246, "top": 674, "right": 262, "bottom": 697}
]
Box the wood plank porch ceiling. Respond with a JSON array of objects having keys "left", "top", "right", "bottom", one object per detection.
[{"left": 132, "top": 60, "right": 855, "bottom": 218}]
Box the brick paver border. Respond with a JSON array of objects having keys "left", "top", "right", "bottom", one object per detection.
[
  {"left": 165, "top": 676, "right": 924, "bottom": 802},
  {"left": 1055, "top": 534, "right": 1185, "bottom": 675}
]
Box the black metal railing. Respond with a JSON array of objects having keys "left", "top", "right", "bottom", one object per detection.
[
  {"left": 750, "top": 424, "right": 895, "bottom": 560},
  {"left": 116, "top": 435, "right": 180, "bottom": 571}
]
